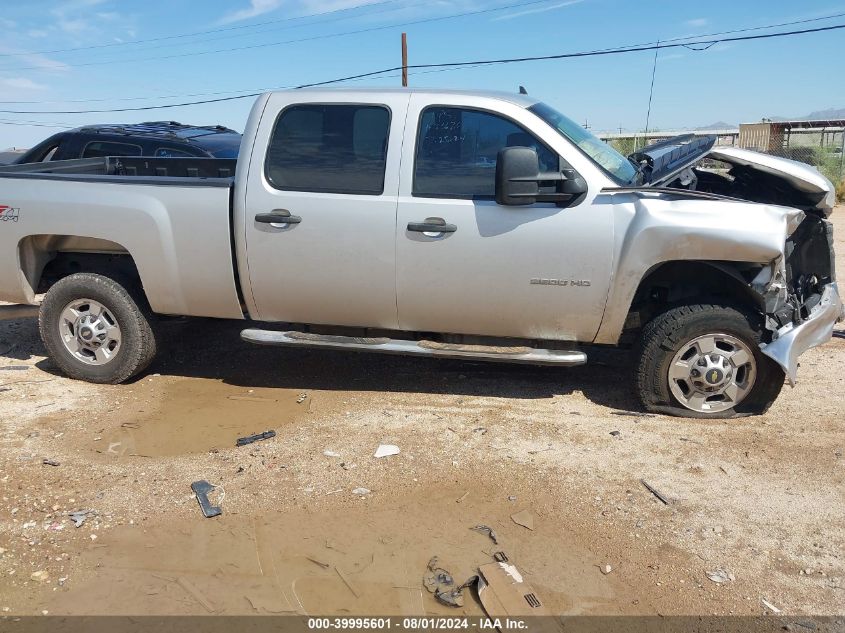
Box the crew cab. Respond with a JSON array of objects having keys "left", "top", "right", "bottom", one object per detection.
[
  {"left": 0, "top": 89, "right": 840, "bottom": 418},
  {"left": 14, "top": 121, "right": 242, "bottom": 164}
]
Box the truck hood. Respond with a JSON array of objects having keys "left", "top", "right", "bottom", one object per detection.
[
  {"left": 631, "top": 135, "right": 835, "bottom": 216},
  {"left": 705, "top": 147, "right": 836, "bottom": 215}
]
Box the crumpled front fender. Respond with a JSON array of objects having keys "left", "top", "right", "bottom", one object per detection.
[{"left": 760, "top": 283, "right": 842, "bottom": 386}]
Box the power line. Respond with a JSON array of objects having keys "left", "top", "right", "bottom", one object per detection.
[
  {"left": 0, "top": 0, "right": 613, "bottom": 73},
  {"left": 2, "top": 9, "right": 843, "bottom": 104},
  {"left": 0, "top": 0, "right": 403, "bottom": 58},
  {"left": 3, "top": 21, "right": 843, "bottom": 115}
]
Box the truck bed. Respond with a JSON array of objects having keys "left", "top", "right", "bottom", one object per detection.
[
  {"left": 0, "top": 157, "right": 244, "bottom": 320},
  {"left": 0, "top": 156, "right": 237, "bottom": 182}
]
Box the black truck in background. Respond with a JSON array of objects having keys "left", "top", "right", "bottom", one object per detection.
[{"left": 14, "top": 121, "right": 242, "bottom": 164}]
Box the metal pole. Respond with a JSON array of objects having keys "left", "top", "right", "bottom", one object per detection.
[
  {"left": 401, "top": 33, "right": 408, "bottom": 87},
  {"left": 839, "top": 128, "right": 844, "bottom": 180}
]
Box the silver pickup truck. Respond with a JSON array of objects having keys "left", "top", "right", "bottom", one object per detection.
[{"left": 0, "top": 89, "right": 840, "bottom": 418}]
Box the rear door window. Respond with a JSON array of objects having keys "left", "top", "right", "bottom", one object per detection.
[
  {"left": 265, "top": 104, "right": 390, "bottom": 195},
  {"left": 82, "top": 141, "right": 143, "bottom": 158}
]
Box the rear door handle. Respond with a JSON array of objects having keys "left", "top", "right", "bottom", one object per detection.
[
  {"left": 255, "top": 209, "right": 302, "bottom": 224},
  {"left": 407, "top": 218, "right": 457, "bottom": 233}
]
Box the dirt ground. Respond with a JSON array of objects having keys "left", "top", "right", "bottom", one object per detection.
[{"left": 1, "top": 208, "right": 843, "bottom": 618}]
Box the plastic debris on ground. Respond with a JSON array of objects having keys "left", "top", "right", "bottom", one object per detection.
[
  {"left": 470, "top": 524, "right": 499, "bottom": 545},
  {"left": 374, "top": 444, "right": 400, "bottom": 458},
  {"left": 423, "top": 556, "right": 473, "bottom": 608},
  {"left": 191, "top": 480, "right": 223, "bottom": 518},
  {"left": 706, "top": 568, "right": 735, "bottom": 583},
  {"left": 235, "top": 430, "right": 276, "bottom": 447}
]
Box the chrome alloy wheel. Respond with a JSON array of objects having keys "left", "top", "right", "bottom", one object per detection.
[
  {"left": 668, "top": 333, "right": 756, "bottom": 413},
  {"left": 58, "top": 299, "right": 122, "bottom": 365}
]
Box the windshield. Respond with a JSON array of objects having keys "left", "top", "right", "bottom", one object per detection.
[{"left": 528, "top": 102, "right": 639, "bottom": 185}]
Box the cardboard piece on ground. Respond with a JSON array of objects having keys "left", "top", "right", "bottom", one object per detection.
[
  {"left": 510, "top": 510, "right": 535, "bottom": 530},
  {"left": 477, "top": 555, "right": 548, "bottom": 618}
]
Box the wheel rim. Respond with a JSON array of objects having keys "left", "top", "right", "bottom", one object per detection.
[
  {"left": 667, "top": 333, "right": 756, "bottom": 413},
  {"left": 58, "top": 298, "right": 122, "bottom": 366}
]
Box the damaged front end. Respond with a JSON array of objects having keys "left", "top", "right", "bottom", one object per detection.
[
  {"left": 758, "top": 213, "right": 842, "bottom": 385},
  {"left": 637, "top": 137, "right": 844, "bottom": 385}
]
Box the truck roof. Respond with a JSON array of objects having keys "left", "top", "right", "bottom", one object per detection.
[{"left": 267, "top": 87, "right": 540, "bottom": 108}]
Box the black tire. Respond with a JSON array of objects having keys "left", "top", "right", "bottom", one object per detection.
[
  {"left": 39, "top": 273, "right": 157, "bottom": 384},
  {"left": 635, "top": 303, "right": 785, "bottom": 418}
]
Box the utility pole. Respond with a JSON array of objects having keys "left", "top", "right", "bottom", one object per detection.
[{"left": 401, "top": 32, "right": 408, "bottom": 87}]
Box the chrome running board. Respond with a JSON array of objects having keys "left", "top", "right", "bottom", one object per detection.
[{"left": 241, "top": 329, "right": 587, "bottom": 366}]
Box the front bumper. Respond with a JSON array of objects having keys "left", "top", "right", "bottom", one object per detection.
[{"left": 760, "top": 282, "right": 842, "bottom": 386}]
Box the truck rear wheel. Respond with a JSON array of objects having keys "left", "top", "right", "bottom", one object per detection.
[
  {"left": 635, "top": 303, "right": 784, "bottom": 418},
  {"left": 39, "top": 273, "right": 157, "bottom": 384}
]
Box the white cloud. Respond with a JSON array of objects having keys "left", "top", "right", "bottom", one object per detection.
[
  {"left": 218, "top": 0, "right": 285, "bottom": 24},
  {"left": 27, "top": 29, "right": 49, "bottom": 38},
  {"left": 685, "top": 18, "right": 709, "bottom": 28},
  {"left": 0, "top": 44, "right": 71, "bottom": 73},
  {"left": 0, "top": 77, "right": 48, "bottom": 91},
  {"left": 494, "top": 0, "right": 584, "bottom": 21}
]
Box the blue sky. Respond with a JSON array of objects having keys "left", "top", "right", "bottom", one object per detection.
[{"left": 0, "top": 0, "right": 843, "bottom": 148}]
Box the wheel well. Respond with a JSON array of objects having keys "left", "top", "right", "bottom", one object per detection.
[
  {"left": 18, "top": 235, "right": 142, "bottom": 298},
  {"left": 621, "top": 260, "right": 766, "bottom": 343}
]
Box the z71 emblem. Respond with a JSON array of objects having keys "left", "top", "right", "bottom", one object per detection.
[
  {"left": 531, "top": 278, "right": 591, "bottom": 287},
  {"left": 0, "top": 206, "right": 20, "bottom": 222}
]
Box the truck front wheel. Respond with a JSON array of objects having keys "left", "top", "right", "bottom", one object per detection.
[
  {"left": 635, "top": 304, "right": 784, "bottom": 418},
  {"left": 39, "top": 273, "right": 157, "bottom": 384}
]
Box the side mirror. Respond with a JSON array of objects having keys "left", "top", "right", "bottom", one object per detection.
[
  {"left": 495, "top": 146, "right": 588, "bottom": 207},
  {"left": 495, "top": 147, "right": 540, "bottom": 206}
]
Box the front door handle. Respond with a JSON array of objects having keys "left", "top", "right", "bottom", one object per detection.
[
  {"left": 407, "top": 217, "right": 457, "bottom": 233},
  {"left": 255, "top": 209, "right": 302, "bottom": 225}
]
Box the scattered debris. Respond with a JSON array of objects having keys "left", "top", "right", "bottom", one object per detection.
[
  {"left": 456, "top": 491, "right": 470, "bottom": 504},
  {"left": 511, "top": 510, "right": 535, "bottom": 531},
  {"left": 706, "top": 569, "right": 735, "bottom": 584},
  {"left": 761, "top": 598, "right": 781, "bottom": 614},
  {"left": 0, "top": 365, "right": 28, "bottom": 371},
  {"left": 611, "top": 411, "right": 655, "bottom": 418},
  {"left": 340, "top": 462, "right": 356, "bottom": 470},
  {"left": 177, "top": 576, "right": 216, "bottom": 613},
  {"left": 68, "top": 510, "right": 95, "bottom": 528},
  {"left": 508, "top": 496, "right": 517, "bottom": 502},
  {"left": 424, "top": 557, "right": 471, "bottom": 608},
  {"left": 323, "top": 450, "right": 341, "bottom": 458},
  {"left": 42, "top": 458, "right": 60, "bottom": 467},
  {"left": 477, "top": 552, "right": 548, "bottom": 617},
  {"left": 374, "top": 444, "right": 400, "bottom": 458},
  {"left": 527, "top": 444, "right": 553, "bottom": 455},
  {"left": 30, "top": 571, "right": 50, "bottom": 583},
  {"left": 227, "top": 395, "right": 275, "bottom": 403},
  {"left": 352, "top": 488, "right": 371, "bottom": 496},
  {"left": 306, "top": 557, "right": 330, "bottom": 569},
  {"left": 296, "top": 393, "right": 307, "bottom": 404},
  {"left": 640, "top": 479, "right": 671, "bottom": 505},
  {"left": 236, "top": 430, "right": 276, "bottom": 447},
  {"left": 600, "top": 564, "right": 613, "bottom": 575},
  {"left": 473, "top": 427, "right": 488, "bottom": 435},
  {"left": 471, "top": 525, "right": 499, "bottom": 545},
  {"left": 191, "top": 480, "right": 223, "bottom": 518},
  {"left": 335, "top": 566, "right": 360, "bottom": 598},
  {"left": 609, "top": 430, "right": 621, "bottom": 437}
]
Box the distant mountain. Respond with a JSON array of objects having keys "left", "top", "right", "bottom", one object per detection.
[
  {"left": 694, "top": 121, "right": 735, "bottom": 130},
  {"left": 766, "top": 107, "right": 845, "bottom": 122},
  {"left": 800, "top": 107, "right": 845, "bottom": 120}
]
